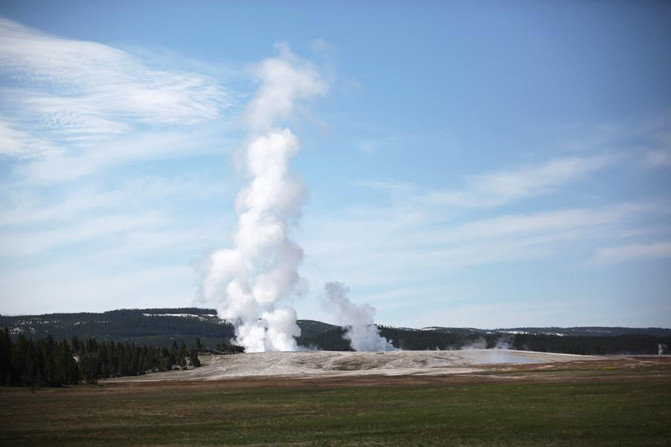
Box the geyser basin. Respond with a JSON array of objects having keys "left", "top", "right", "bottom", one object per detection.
[{"left": 105, "top": 349, "right": 599, "bottom": 382}]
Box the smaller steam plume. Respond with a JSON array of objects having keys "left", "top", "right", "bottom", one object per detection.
[{"left": 324, "top": 282, "right": 394, "bottom": 351}]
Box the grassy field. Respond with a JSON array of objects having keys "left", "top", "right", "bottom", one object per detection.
[{"left": 1, "top": 358, "right": 670, "bottom": 446}]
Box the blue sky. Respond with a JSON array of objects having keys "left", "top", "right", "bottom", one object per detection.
[{"left": 0, "top": 1, "right": 669, "bottom": 328}]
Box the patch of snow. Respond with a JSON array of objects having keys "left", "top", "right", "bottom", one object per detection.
[{"left": 142, "top": 313, "right": 217, "bottom": 321}]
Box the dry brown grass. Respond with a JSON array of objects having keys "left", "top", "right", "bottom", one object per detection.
[{"left": 1, "top": 356, "right": 669, "bottom": 446}]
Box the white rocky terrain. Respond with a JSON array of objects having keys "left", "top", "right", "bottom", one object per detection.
[{"left": 106, "top": 349, "right": 599, "bottom": 382}]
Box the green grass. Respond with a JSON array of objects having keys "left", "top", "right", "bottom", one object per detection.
[{"left": 1, "top": 374, "right": 670, "bottom": 446}]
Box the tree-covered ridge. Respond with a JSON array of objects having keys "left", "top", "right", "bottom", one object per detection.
[
  {"left": 509, "top": 333, "right": 670, "bottom": 355},
  {"left": 1, "top": 308, "right": 669, "bottom": 355},
  {"left": 0, "top": 329, "right": 202, "bottom": 388},
  {"left": 0, "top": 308, "right": 234, "bottom": 348},
  {"left": 298, "top": 326, "right": 670, "bottom": 354}
]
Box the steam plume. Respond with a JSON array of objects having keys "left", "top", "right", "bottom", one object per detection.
[
  {"left": 324, "top": 282, "right": 394, "bottom": 351},
  {"left": 203, "top": 45, "right": 327, "bottom": 352}
]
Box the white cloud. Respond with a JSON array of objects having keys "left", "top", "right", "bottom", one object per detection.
[
  {"left": 0, "top": 18, "right": 229, "bottom": 145},
  {"left": 425, "top": 155, "right": 616, "bottom": 207},
  {"left": 301, "top": 201, "right": 665, "bottom": 297},
  {"left": 644, "top": 149, "right": 671, "bottom": 168},
  {"left": 16, "top": 129, "right": 229, "bottom": 183},
  {"left": 354, "top": 180, "right": 415, "bottom": 193},
  {"left": 0, "top": 187, "right": 233, "bottom": 312},
  {"left": 0, "top": 263, "right": 194, "bottom": 315},
  {"left": 406, "top": 203, "right": 657, "bottom": 246},
  {"left": 0, "top": 17, "right": 242, "bottom": 314},
  {"left": 0, "top": 119, "right": 58, "bottom": 158},
  {"left": 298, "top": 196, "right": 670, "bottom": 327},
  {"left": 0, "top": 172, "right": 234, "bottom": 228},
  {"left": 0, "top": 213, "right": 162, "bottom": 256},
  {"left": 562, "top": 111, "right": 671, "bottom": 155},
  {"left": 403, "top": 299, "right": 612, "bottom": 329},
  {"left": 355, "top": 139, "right": 379, "bottom": 155},
  {"left": 591, "top": 241, "right": 671, "bottom": 265},
  {"left": 0, "top": 16, "right": 232, "bottom": 186}
]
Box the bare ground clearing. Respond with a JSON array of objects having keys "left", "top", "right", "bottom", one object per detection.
[{"left": 101, "top": 349, "right": 664, "bottom": 384}]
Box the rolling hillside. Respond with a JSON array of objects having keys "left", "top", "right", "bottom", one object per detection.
[{"left": 1, "top": 308, "right": 669, "bottom": 354}]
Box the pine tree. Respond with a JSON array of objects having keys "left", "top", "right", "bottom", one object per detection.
[
  {"left": 70, "top": 335, "right": 82, "bottom": 354},
  {"left": 12, "top": 335, "right": 30, "bottom": 386},
  {"left": 130, "top": 344, "right": 140, "bottom": 375},
  {"left": 160, "top": 348, "right": 172, "bottom": 371},
  {"left": 170, "top": 340, "right": 179, "bottom": 364},
  {"left": 109, "top": 341, "right": 120, "bottom": 377},
  {"left": 19, "top": 339, "right": 36, "bottom": 387},
  {"left": 65, "top": 342, "right": 80, "bottom": 384},
  {"left": 85, "top": 338, "right": 98, "bottom": 354},
  {"left": 52, "top": 341, "right": 68, "bottom": 385},
  {"left": 43, "top": 334, "right": 56, "bottom": 386},
  {"left": 0, "top": 327, "right": 11, "bottom": 385},
  {"left": 99, "top": 343, "right": 110, "bottom": 378},
  {"left": 189, "top": 348, "right": 201, "bottom": 367},
  {"left": 115, "top": 343, "right": 124, "bottom": 376},
  {"left": 81, "top": 338, "right": 101, "bottom": 384},
  {"left": 178, "top": 341, "right": 188, "bottom": 369}
]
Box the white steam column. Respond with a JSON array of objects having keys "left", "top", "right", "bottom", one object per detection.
[
  {"left": 324, "top": 282, "right": 394, "bottom": 351},
  {"left": 203, "top": 45, "right": 327, "bottom": 352}
]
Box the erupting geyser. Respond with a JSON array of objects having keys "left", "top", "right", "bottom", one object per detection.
[
  {"left": 324, "top": 282, "right": 394, "bottom": 351},
  {"left": 202, "top": 45, "right": 327, "bottom": 352}
]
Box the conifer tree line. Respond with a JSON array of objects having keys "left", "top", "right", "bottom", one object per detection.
[{"left": 0, "top": 328, "right": 202, "bottom": 387}]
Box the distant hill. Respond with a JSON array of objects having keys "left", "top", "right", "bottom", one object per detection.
[
  {"left": 423, "top": 326, "right": 671, "bottom": 337},
  {"left": 497, "top": 327, "right": 671, "bottom": 337},
  {"left": 1, "top": 308, "right": 669, "bottom": 354},
  {"left": 0, "top": 308, "right": 232, "bottom": 349}
]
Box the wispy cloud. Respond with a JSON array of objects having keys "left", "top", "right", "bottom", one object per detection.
[
  {"left": 0, "top": 212, "right": 162, "bottom": 256},
  {"left": 299, "top": 195, "right": 670, "bottom": 328},
  {"left": 0, "top": 263, "right": 195, "bottom": 314},
  {"left": 0, "top": 17, "right": 237, "bottom": 312},
  {"left": 15, "top": 130, "right": 230, "bottom": 183},
  {"left": 354, "top": 180, "right": 415, "bottom": 193},
  {"left": 425, "top": 155, "right": 617, "bottom": 207},
  {"left": 355, "top": 139, "right": 380, "bottom": 155},
  {"left": 356, "top": 154, "right": 619, "bottom": 208},
  {"left": 591, "top": 241, "right": 671, "bottom": 265},
  {"left": 302, "top": 201, "right": 666, "bottom": 293},
  {"left": 0, "top": 18, "right": 229, "bottom": 140},
  {"left": 0, "top": 17, "right": 231, "bottom": 176},
  {"left": 562, "top": 111, "right": 671, "bottom": 155},
  {"left": 0, "top": 120, "right": 58, "bottom": 158},
  {"left": 643, "top": 149, "right": 671, "bottom": 168}
]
